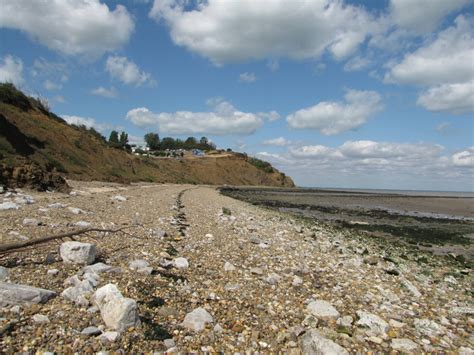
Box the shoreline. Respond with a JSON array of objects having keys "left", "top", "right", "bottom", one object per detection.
[{"left": 0, "top": 181, "right": 472, "bottom": 352}]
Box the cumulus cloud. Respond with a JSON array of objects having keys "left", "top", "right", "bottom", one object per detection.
[
  {"left": 0, "top": 55, "right": 23, "bottom": 86},
  {"left": 149, "top": 0, "right": 380, "bottom": 64},
  {"left": 344, "top": 56, "right": 371, "bottom": 72},
  {"left": 262, "top": 137, "right": 291, "bottom": 146},
  {"left": 385, "top": 16, "right": 474, "bottom": 115},
  {"left": 452, "top": 147, "right": 474, "bottom": 167},
  {"left": 286, "top": 89, "right": 382, "bottom": 135},
  {"left": 61, "top": 114, "right": 113, "bottom": 132},
  {"left": 126, "top": 99, "right": 276, "bottom": 135},
  {"left": 389, "top": 0, "right": 472, "bottom": 33},
  {"left": 106, "top": 56, "right": 156, "bottom": 87},
  {"left": 239, "top": 72, "right": 257, "bottom": 83},
  {"left": 0, "top": 0, "right": 134, "bottom": 57},
  {"left": 91, "top": 86, "right": 118, "bottom": 98}
]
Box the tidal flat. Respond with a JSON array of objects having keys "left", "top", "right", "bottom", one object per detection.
[{"left": 220, "top": 187, "right": 474, "bottom": 261}]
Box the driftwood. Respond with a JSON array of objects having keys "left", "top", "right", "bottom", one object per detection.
[{"left": 0, "top": 227, "right": 129, "bottom": 254}]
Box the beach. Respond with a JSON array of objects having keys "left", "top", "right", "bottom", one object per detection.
[{"left": 0, "top": 182, "right": 472, "bottom": 352}]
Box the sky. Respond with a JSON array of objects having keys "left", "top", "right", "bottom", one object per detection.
[{"left": 0, "top": 0, "right": 473, "bottom": 191}]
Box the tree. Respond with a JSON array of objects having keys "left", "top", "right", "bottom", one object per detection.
[
  {"left": 119, "top": 131, "right": 128, "bottom": 146},
  {"left": 185, "top": 137, "right": 197, "bottom": 149},
  {"left": 160, "top": 137, "right": 176, "bottom": 150},
  {"left": 200, "top": 137, "right": 208, "bottom": 145},
  {"left": 144, "top": 132, "right": 160, "bottom": 150},
  {"left": 109, "top": 130, "right": 119, "bottom": 144}
]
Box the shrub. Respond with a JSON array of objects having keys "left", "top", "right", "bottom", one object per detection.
[{"left": 0, "top": 82, "right": 31, "bottom": 111}]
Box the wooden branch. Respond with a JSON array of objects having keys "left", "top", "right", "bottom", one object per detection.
[{"left": 0, "top": 227, "right": 130, "bottom": 254}]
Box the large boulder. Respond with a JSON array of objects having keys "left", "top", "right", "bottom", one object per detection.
[
  {"left": 60, "top": 241, "right": 97, "bottom": 265},
  {"left": 355, "top": 311, "right": 390, "bottom": 335},
  {"left": 0, "top": 282, "right": 56, "bottom": 306},
  {"left": 300, "top": 329, "right": 349, "bottom": 355},
  {"left": 93, "top": 284, "right": 139, "bottom": 332}
]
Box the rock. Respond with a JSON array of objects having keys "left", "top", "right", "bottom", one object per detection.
[
  {"left": 81, "top": 326, "right": 102, "bottom": 336},
  {"left": 47, "top": 269, "right": 59, "bottom": 276},
  {"left": 385, "top": 267, "right": 401, "bottom": 276},
  {"left": 459, "top": 347, "right": 474, "bottom": 355},
  {"left": 129, "top": 259, "right": 149, "bottom": 270},
  {"left": 182, "top": 307, "right": 214, "bottom": 332},
  {"left": 74, "top": 221, "right": 91, "bottom": 228},
  {"left": 0, "top": 282, "right": 56, "bottom": 306},
  {"left": 368, "top": 336, "right": 383, "bottom": 344},
  {"left": 224, "top": 283, "right": 240, "bottom": 291},
  {"left": 82, "top": 263, "right": 116, "bottom": 274},
  {"left": 48, "top": 202, "right": 66, "bottom": 208},
  {"left": 137, "top": 267, "right": 153, "bottom": 274},
  {"left": 391, "top": 338, "right": 418, "bottom": 352},
  {"left": 292, "top": 275, "right": 303, "bottom": 287},
  {"left": 449, "top": 307, "right": 474, "bottom": 316},
  {"left": 22, "top": 218, "right": 41, "bottom": 226},
  {"left": 389, "top": 319, "right": 405, "bottom": 328},
  {"left": 414, "top": 318, "right": 444, "bottom": 336},
  {"left": 173, "top": 257, "right": 189, "bottom": 269},
  {"left": 213, "top": 324, "right": 224, "bottom": 333},
  {"left": 14, "top": 195, "right": 35, "bottom": 205},
  {"left": 60, "top": 241, "right": 97, "bottom": 265},
  {"left": 337, "top": 316, "right": 354, "bottom": 328},
  {"left": 32, "top": 314, "right": 50, "bottom": 324},
  {"left": 250, "top": 267, "right": 263, "bottom": 275},
  {"left": 112, "top": 195, "right": 127, "bottom": 202},
  {"left": 44, "top": 253, "right": 56, "bottom": 264},
  {"left": 355, "top": 311, "right": 390, "bottom": 335},
  {"left": 0, "top": 266, "right": 9, "bottom": 281},
  {"left": 0, "top": 202, "right": 20, "bottom": 210},
  {"left": 300, "top": 329, "right": 349, "bottom": 355},
  {"left": 224, "top": 262, "right": 235, "bottom": 271},
  {"left": 68, "top": 207, "right": 87, "bottom": 214},
  {"left": 61, "top": 279, "right": 94, "bottom": 306},
  {"left": 265, "top": 273, "right": 281, "bottom": 285},
  {"left": 99, "top": 331, "right": 120, "bottom": 343},
  {"left": 93, "top": 284, "right": 140, "bottom": 332},
  {"left": 164, "top": 339, "right": 176, "bottom": 349},
  {"left": 402, "top": 279, "right": 421, "bottom": 297},
  {"left": 364, "top": 256, "right": 379, "bottom": 265},
  {"left": 307, "top": 300, "right": 340, "bottom": 320}
]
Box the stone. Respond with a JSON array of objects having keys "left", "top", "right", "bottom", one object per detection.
[
  {"left": 81, "top": 326, "right": 102, "bottom": 336},
  {"left": 389, "top": 319, "right": 405, "bottom": 328},
  {"left": 82, "top": 263, "right": 116, "bottom": 274},
  {"left": 164, "top": 339, "right": 176, "bottom": 349},
  {"left": 356, "top": 311, "right": 390, "bottom": 335},
  {"left": 391, "top": 338, "right": 419, "bottom": 352},
  {"left": 61, "top": 279, "right": 94, "bottom": 306},
  {"left": 0, "top": 282, "right": 56, "bottom": 306},
  {"left": 213, "top": 324, "right": 224, "bottom": 333},
  {"left": 265, "top": 273, "right": 281, "bottom": 285},
  {"left": 402, "top": 279, "right": 421, "bottom": 297},
  {"left": 68, "top": 207, "right": 87, "bottom": 215},
  {"left": 93, "top": 284, "right": 140, "bottom": 332},
  {"left": 414, "top": 318, "right": 444, "bottom": 336},
  {"left": 459, "top": 347, "right": 474, "bottom": 355},
  {"left": 0, "top": 202, "right": 19, "bottom": 210},
  {"left": 292, "top": 275, "right": 303, "bottom": 287},
  {"left": 307, "top": 300, "right": 340, "bottom": 320},
  {"left": 75, "top": 221, "right": 91, "bottom": 228},
  {"left": 300, "top": 329, "right": 349, "bottom": 355},
  {"left": 23, "top": 218, "right": 41, "bottom": 226},
  {"left": 32, "top": 314, "right": 50, "bottom": 324},
  {"left": 112, "top": 195, "right": 127, "bottom": 202},
  {"left": 224, "top": 262, "right": 235, "bottom": 271},
  {"left": 0, "top": 266, "right": 9, "bottom": 281},
  {"left": 99, "top": 331, "right": 120, "bottom": 343},
  {"left": 449, "top": 307, "right": 474, "bottom": 316},
  {"left": 182, "top": 307, "right": 213, "bottom": 332},
  {"left": 44, "top": 253, "right": 56, "bottom": 264},
  {"left": 250, "top": 267, "right": 264, "bottom": 275},
  {"left": 60, "top": 241, "right": 97, "bottom": 265},
  {"left": 47, "top": 269, "right": 59, "bottom": 276},
  {"left": 173, "top": 257, "right": 189, "bottom": 269},
  {"left": 129, "top": 259, "right": 149, "bottom": 270},
  {"left": 48, "top": 203, "right": 66, "bottom": 208},
  {"left": 364, "top": 256, "right": 379, "bottom": 265},
  {"left": 337, "top": 316, "right": 354, "bottom": 328}
]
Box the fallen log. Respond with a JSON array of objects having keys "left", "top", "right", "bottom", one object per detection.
[{"left": 0, "top": 227, "right": 129, "bottom": 254}]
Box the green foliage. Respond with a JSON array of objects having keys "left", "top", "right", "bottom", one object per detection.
[
  {"left": 109, "top": 130, "right": 119, "bottom": 144},
  {"left": 144, "top": 132, "right": 160, "bottom": 150},
  {"left": 248, "top": 157, "right": 274, "bottom": 173},
  {"left": 0, "top": 82, "right": 32, "bottom": 111},
  {"left": 222, "top": 207, "right": 232, "bottom": 215}
]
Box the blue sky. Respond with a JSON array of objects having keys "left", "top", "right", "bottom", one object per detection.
[{"left": 0, "top": 0, "right": 473, "bottom": 191}]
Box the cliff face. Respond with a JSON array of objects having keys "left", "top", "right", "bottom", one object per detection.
[{"left": 0, "top": 91, "right": 294, "bottom": 190}]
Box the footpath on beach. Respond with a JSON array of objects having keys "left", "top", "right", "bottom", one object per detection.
[{"left": 0, "top": 181, "right": 472, "bottom": 353}]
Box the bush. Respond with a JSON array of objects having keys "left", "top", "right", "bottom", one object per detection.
[
  {"left": 222, "top": 207, "right": 231, "bottom": 215},
  {"left": 0, "top": 82, "right": 31, "bottom": 111},
  {"left": 248, "top": 157, "right": 274, "bottom": 173}
]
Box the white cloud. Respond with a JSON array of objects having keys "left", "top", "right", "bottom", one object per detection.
[
  {"left": 239, "top": 72, "right": 257, "bottom": 83},
  {"left": 61, "top": 114, "right": 112, "bottom": 132},
  {"left": 149, "top": 0, "right": 379, "bottom": 64},
  {"left": 286, "top": 89, "right": 383, "bottom": 135},
  {"left": 436, "top": 122, "right": 452, "bottom": 133},
  {"left": 43, "top": 79, "right": 62, "bottom": 91},
  {"left": 385, "top": 16, "right": 474, "bottom": 87},
  {"left": 126, "top": 99, "right": 276, "bottom": 135},
  {"left": 344, "top": 56, "right": 371, "bottom": 72},
  {"left": 53, "top": 95, "right": 66, "bottom": 104},
  {"left": 262, "top": 137, "right": 291, "bottom": 146},
  {"left": 106, "top": 56, "right": 156, "bottom": 87},
  {"left": 417, "top": 81, "right": 474, "bottom": 115},
  {"left": 0, "top": 55, "right": 23, "bottom": 86},
  {"left": 389, "top": 0, "right": 472, "bottom": 33},
  {"left": 452, "top": 147, "right": 474, "bottom": 167},
  {"left": 0, "top": 0, "right": 134, "bottom": 57},
  {"left": 91, "top": 86, "right": 118, "bottom": 98}
]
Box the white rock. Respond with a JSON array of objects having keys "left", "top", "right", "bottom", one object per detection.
[
  {"left": 307, "top": 300, "right": 340, "bottom": 320},
  {"left": 391, "top": 338, "right": 419, "bottom": 352},
  {"left": 82, "top": 263, "right": 116, "bottom": 274},
  {"left": 112, "top": 195, "right": 127, "bottom": 202},
  {"left": 14, "top": 195, "right": 35, "bottom": 205},
  {"left": 23, "top": 218, "right": 40, "bottom": 226},
  {"left": 337, "top": 316, "right": 354, "bottom": 328},
  {"left": 300, "top": 329, "right": 349, "bottom": 355},
  {"left": 60, "top": 241, "right": 97, "bottom": 265},
  {"left": 61, "top": 279, "right": 94, "bottom": 306},
  {"left": 213, "top": 323, "right": 224, "bottom": 333},
  {"left": 224, "top": 262, "right": 235, "bottom": 271},
  {"left": 449, "top": 307, "right": 474, "bottom": 316},
  {"left": 32, "top": 314, "right": 50, "bottom": 324},
  {"left": 48, "top": 202, "right": 66, "bottom": 208},
  {"left": 74, "top": 221, "right": 91, "bottom": 228},
  {"left": 0, "top": 266, "right": 9, "bottom": 281},
  {"left": 0, "top": 282, "right": 56, "bottom": 306},
  {"left": 99, "top": 331, "right": 120, "bottom": 343},
  {"left": 93, "top": 284, "right": 139, "bottom": 332},
  {"left": 265, "top": 273, "right": 281, "bottom": 285},
  {"left": 459, "top": 347, "right": 474, "bottom": 355},
  {"left": 292, "top": 275, "right": 303, "bottom": 287},
  {"left": 182, "top": 307, "right": 213, "bottom": 332},
  {"left": 414, "top": 318, "right": 444, "bottom": 336},
  {"left": 356, "top": 311, "right": 390, "bottom": 335},
  {"left": 0, "top": 202, "right": 19, "bottom": 210},
  {"left": 129, "top": 259, "right": 149, "bottom": 270},
  {"left": 47, "top": 269, "right": 59, "bottom": 276},
  {"left": 68, "top": 207, "right": 87, "bottom": 215},
  {"left": 389, "top": 319, "right": 405, "bottom": 328},
  {"left": 402, "top": 279, "right": 421, "bottom": 298},
  {"left": 81, "top": 326, "right": 102, "bottom": 336},
  {"left": 173, "top": 257, "right": 189, "bottom": 269},
  {"left": 164, "top": 339, "right": 176, "bottom": 349}
]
